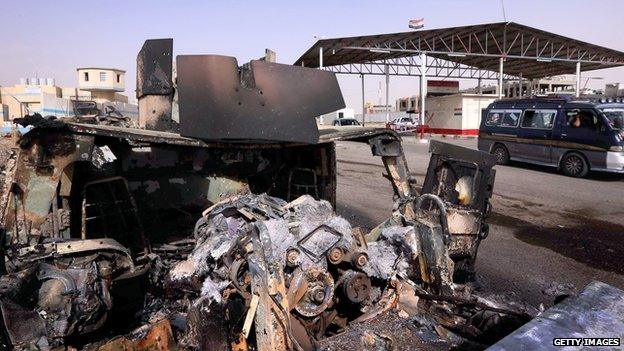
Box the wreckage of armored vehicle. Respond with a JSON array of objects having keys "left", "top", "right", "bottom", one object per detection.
[{"left": 1, "top": 39, "right": 620, "bottom": 351}]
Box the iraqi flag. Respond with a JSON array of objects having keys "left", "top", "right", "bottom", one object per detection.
[{"left": 408, "top": 18, "right": 424, "bottom": 29}]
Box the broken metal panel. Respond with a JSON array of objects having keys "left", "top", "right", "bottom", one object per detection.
[
  {"left": 2, "top": 132, "right": 95, "bottom": 243},
  {"left": 136, "top": 38, "right": 174, "bottom": 98},
  {"left": 489, "top": 281, "right": 624, "bottom": 351},
  {"left": 176, "top": 55, "right": 345, "bottom": 143},
  {"left": 137, "top": 39, "right": 175, "bottom": 131},
  {"left": 138, "top": 95, "right": 176, "bottom": 132},
  {"left": 424, "top": 140, "right": 497, "bottom": 213},
  {"left": 420, "top": 141, "right": 497, "bottom": 281},
  {"left": 368, "top": 135, "right": 417, "bottom": 222}
]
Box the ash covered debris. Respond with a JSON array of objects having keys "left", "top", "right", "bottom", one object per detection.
[
  {"left": 0, "top": 37, "right": 575, "bottom": 350},
  {"left": 80, "top": 192, "right": 529, "bottom": 351}
]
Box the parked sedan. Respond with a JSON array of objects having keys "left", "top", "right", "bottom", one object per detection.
[
  {"left": 333, "top": 118, "right": 361, "bottom": 127},
  {"left": 390, "top": 116, "right": 418, "bottom": 131}
]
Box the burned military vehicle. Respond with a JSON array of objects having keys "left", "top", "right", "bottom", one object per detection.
[{"left": 0, "top": 39, "right": 532, "bottom": 350}]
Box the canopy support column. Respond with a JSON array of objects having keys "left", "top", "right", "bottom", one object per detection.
[
  {"left": 420, "top": 53, "right": 427, "bottom": 139},
  {"left": 385, "top": 65, "right": 390, "bottom": 123},
  {"left": 575, "top": 61, "right": 581, "bottom": 97},
  {"left": 518, "top": 73, "right": 523, "bottom": 97},
  {"left": 361, "top": 74, "right": 366, "bottom": 127},
  {"left": 319, "top": 46, "right": 324, "bottom": 125},
  {"left": 498, "top": 57, "right": 504, "bottom": 99}
]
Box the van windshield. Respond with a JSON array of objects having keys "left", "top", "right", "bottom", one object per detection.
[{"left": 599, "top": 108, "right": 624, "bottom": 130}]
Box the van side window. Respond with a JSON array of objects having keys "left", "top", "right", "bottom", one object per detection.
[
  {"left": 486, "top": 111, "right": 503, "bottom": 126},
  {"left": 521, "top": 109, "right": 556, "bottom": 129},
  {"left": 501, "top": 111, "right": 521, "bottom": 127},
  {"left": 566, "top": 109, "right": 600, "bottom": 130}
]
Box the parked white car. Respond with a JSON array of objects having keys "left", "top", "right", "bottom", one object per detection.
[{"left": 390, "top": 116, "right": 418, "bottom": 131}]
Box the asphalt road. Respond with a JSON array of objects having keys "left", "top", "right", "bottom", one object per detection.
[{"left": 334, "top": 136, "right": 624, "bottom": 308}]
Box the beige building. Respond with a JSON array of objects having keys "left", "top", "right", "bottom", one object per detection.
[
  {"left": 77, "top": 68, "right": 128, "bottom": 103},
  {"left": 0, "top": 68, "right": 134, "bottom": 120}
]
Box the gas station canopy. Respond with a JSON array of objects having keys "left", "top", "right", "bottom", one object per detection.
[{"left": 295, "top": 22, "right": 624, "bottom": 79}]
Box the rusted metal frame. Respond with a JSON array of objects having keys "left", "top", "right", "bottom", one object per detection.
[
  {"left": 472, "top": 32, "right": 486, "bottom": 54},
  {"left": 407, "top": 39, "right": 417, "bottom": 51},
  {"left": 445, "top": 26, "right": 491, "bottom": 54},
  {"left": 535, "top": 37, "right": 539, "bottom": 57},
  {"left": 521, "top": 36, "right": 536, "bottom": 56},
  {"left": 578, "top": 50, "right": 588, "bottom": 61},
  {"left": 538, "top": 40, "right": 551, "bottom": 57},
  {"left": 457, "top": 34, "right": 469, "bottom": 53},
  {"left": 437, "top": 35, "right": 452, "bottom": 52},
  {"left": 505, "top": 33, "right": 521, "bottom": 55},
  {"left": 552, "top": 42, "right": 567, "bottom": 59},
  {"left": 488, "top": 29, "right": 505, "bottom": 55},
  {"left": 441, "top": 61, "right": 461, "bottom": 79},
  {"left": 503, "top": 26, "right": 507, "bottom": 54},
  {"left": 393, "top": 40, "right": 406, "bottom": 50},
  {"left": 422, "top": 37, "right": 434, "bottom": 51},
  {"left": 327, "top": 60, "right": 509, "bottom": 80}
]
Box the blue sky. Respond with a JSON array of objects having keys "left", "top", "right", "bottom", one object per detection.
[{"left": 2, "top": 0, "right": 624, "bottom": 112}]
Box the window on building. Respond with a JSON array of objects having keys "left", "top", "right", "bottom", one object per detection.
[
  {"left": 84, "top": 72, "right": 89, "bottom": 81},
  {"left": 116, "top": 74, "right": 121, "bottom": 83},
  {"left": 100, "top": 72, "right": 107, "bottom": 82},
  {"left": 338, "top": 112, "right": 344, "bottom": 118}
]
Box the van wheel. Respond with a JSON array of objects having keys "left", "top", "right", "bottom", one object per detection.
[
  {"left": 491, "top": 144, "right": 509, "bottom": 165},
  {"left": 561, "top": 153, "right": 589, "bottom": 178}
]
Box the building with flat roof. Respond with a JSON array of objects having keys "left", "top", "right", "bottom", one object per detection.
[
  {"left": 77, "top": 67, "right": 128, "bottom": 103},
  {"left": 0, "top": 68, "right": 136, "bottom": 120}
]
